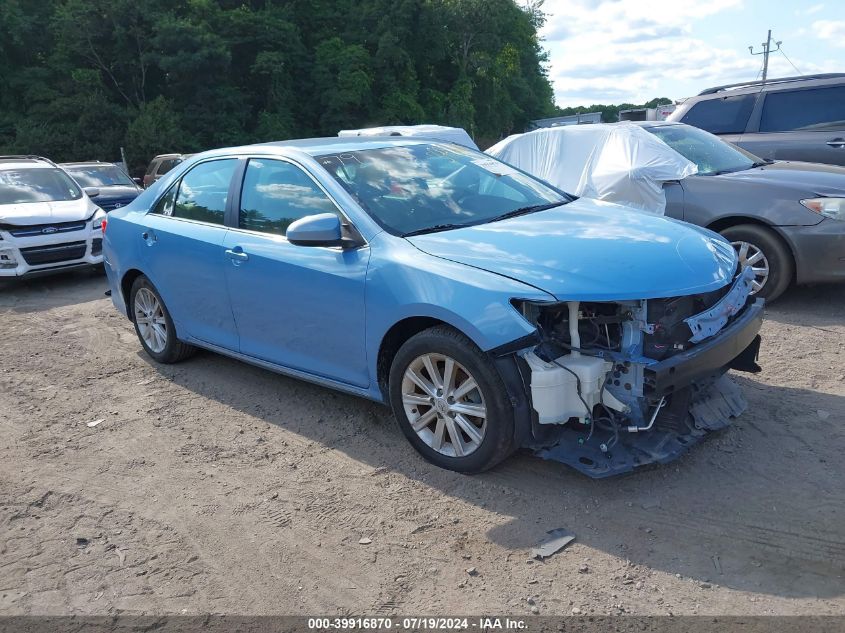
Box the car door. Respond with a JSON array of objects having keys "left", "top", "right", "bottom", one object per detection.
[
  {"left": 222, "top": 157, "right": 370, "bottom": 387},
  {"left": 138, "top": 158, "right": 240, "bottom": 350},
  {"left": 738, "top": 86, "right": 845, "bottom": 166}
]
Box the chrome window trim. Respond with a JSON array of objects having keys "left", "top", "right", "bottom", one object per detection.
[{"left": 230, "top": 155, "right": 368, "bottom": 247}]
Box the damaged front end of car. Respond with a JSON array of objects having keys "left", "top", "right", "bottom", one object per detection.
[{"left": 499, "top": 266, "right": 764, "bottom": 477}]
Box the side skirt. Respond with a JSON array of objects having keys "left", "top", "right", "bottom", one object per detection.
[{"left": 185, "top": 337, "right": 382, "bottom": 403}]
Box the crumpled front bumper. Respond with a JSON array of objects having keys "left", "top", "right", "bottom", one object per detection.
[
  {"left": 537, "top": 374, "right": 749, "bottom": 477},
  {"left": 644, "top": 298, "right": 763, "bottom": 396},
  {"left": 529, "top": 298, "right": 765, "bottom": 478}
]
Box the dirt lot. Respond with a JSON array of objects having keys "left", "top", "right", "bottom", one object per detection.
[{"left": 0, "top": 271, "right": 843, "bottom": 616}]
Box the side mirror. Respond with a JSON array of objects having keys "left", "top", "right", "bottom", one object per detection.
[
  {"left": 133, "top": 177, "right": 143, "bottom": 186},
  {"left": 83, "top": 186, "right": 100, "bottom": 198},
  {"left": 287, "top": 213, "right": 352, "bottom": 248}
]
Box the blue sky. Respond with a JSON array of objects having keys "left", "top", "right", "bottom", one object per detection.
[{"left": 539, "top": 0, "right": 845, "bottom": 107}]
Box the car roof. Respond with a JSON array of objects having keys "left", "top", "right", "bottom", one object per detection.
[
  {"left": 184, "top": 136, "right": 449, "bottom": 164},
  {"left": 60, "top": 162, "right": 120, "bottom": 168},
  {"left": 692, "top": 73, "right": 845, "bottom": 99},
  {"left": 0, "top": 157, "right": 55, "bottom": 170},
  {"left": 257, "top": 136, "right": 438, "bottom": 156}
]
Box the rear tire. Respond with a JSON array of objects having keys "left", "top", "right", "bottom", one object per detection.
[
  {"left": 129, "top": 275, "right": 195, "bottom": 363},
  {"left": 720, "top": 224, "right": 793, "bottom": 302},
  {"left": 388, "top": 326, "right": 515, "bottom": 473}
]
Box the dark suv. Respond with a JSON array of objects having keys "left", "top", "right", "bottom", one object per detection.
[{"left": 669, "top": 74, "right": 845, "bottom": 166}]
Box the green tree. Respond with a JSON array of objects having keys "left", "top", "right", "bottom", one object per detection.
[
  {"left": 0, "top": 0, "right": 557, "bottom": 169},
  {"left": 125, "top": 97, "right": 186, "bottom": 173}
]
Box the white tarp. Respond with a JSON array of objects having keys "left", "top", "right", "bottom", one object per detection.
[
  {"left": 485, "top": 123, "right": 697, "bottom": 215},
  {"left": 338, "top": 124, "right": 479, "bottom": 150}
]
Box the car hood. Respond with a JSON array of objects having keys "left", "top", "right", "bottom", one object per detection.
[
  {"left": 0, "top": 198, "right": 97, "bottom": 226},
  {"left": 95, "top": 185, "right": 141, "bottom": 201},
  {"left": 717, "top": 161, "right": 845, "bottom": 197},
  {"left": 405, "top": 198, "right": 737, "bottom": 301}
]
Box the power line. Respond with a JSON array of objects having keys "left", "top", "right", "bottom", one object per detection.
[{"left": 778, "top": 46, "right": 803, "bottom": 75}]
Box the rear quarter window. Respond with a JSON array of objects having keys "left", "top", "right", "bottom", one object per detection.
[
  {"left": 759, "top": 86, "right": 845, "bottom": 132},
  {"left": 680, "top": 94, "right": 756, "bottom": 134},
  {"left": 156, "top": 159, "right": 181, "bottom": 176}
]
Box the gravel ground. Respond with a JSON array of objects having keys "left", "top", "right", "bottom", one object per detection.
[{"left": 0, "top": 271, "right": 843, "bottom": 616}]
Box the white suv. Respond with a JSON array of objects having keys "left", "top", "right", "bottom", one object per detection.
[{"left": 0, "top": 156, "right": 106, "bottom": 277}]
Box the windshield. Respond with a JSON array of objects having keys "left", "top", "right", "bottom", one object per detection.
[
  {"left": 316, "top": 143, "right": 570, "bottom": 236},
  {"left": 64, "top": 164, "right": 135, "bottom": 188},
  {"left": 646, "top": 124, "right": 760, "bottom": 175},
  {"left": 0, "top": 168, "right": 83, "bottom": 204}
]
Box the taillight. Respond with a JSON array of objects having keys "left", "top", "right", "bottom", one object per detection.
[{"left": 101, "top": 218, "right": 108, "bottom": 234}]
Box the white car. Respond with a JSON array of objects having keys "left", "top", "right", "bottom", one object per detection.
[{"left": 0, "top": 156, "right": 106, "bottom": 277}]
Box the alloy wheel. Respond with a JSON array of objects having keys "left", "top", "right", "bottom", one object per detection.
[
  {"left": 401, "top": 353, "right": 487, "bottom": 458},
  {"left": 731, "top": 240, "right": 770, "bottom": 295},
  {"left": 134, "top": 287, "right": 168, "bottom": 353}
]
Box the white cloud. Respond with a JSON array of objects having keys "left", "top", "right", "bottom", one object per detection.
[
  {"left": 813, "top": 20, "right": 845, "bottom": 46},
  {"left": 537, "top": 0, "right": 841, "bottom": 107},
  {"left": 539, "top": 0, "right": 753, "bottom": 106},
  {"left": 800, "top": 4, "right": 825, "bottom": 16}
]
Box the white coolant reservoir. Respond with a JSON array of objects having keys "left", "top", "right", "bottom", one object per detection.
[{"left": 523, "top": 352, "right": 618, "bottom": 424}]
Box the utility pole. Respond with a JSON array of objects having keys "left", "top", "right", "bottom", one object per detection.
[{"left": 749, "top": 30, "right": 782, "bottom": 84}]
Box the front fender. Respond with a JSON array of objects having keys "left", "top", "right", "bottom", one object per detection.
[{"left": 364, "top": 234, "right": 553, "bottom": 386}]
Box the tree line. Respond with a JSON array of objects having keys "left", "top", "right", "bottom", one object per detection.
[{"left": 0, "top": 0, "right": 557, "bottom": 174}]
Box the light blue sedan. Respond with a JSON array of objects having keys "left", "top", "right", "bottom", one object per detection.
[{"left": 103, "top": 137, "right": 764, "bottom": 477}]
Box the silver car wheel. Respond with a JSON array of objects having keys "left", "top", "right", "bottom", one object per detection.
[
  {"left": 134, "top": 287, "right": 168, "bottom": 353},
  {"left": 731, "top": 240, "right": 770, "bottom": 295},
  {"left": 401, "top": 353, "right": 487, "bottom": 458}
]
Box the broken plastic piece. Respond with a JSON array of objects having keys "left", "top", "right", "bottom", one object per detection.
[{"left": 530, "top": 528, "right": 575, "bottom": 559}]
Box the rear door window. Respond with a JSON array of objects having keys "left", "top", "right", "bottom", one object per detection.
[
  {"left": 680, "top": 94, "right": 756, "bottom": 134},
  {"left": 156, "top": 159, "right": 178, "bottom": 175},
  {"left": 153, "top": 159, "right": 236, "bottom": 225},
  {"left": 759, "top": 86, "right": 845, "bottom": 132},
  {"left": 238, "top": 158, "right": 339, "bottom": 237}
]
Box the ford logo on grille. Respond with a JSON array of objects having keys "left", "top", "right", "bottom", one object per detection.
[
  {"left": 112, "top": 203, "right": 122, "bottom": 208},
  {"left": 41, "top": 227, "right": 58, "bottom": 234}
]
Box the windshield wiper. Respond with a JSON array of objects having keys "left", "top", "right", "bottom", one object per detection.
[
  {"left": 488, "top": 201, "right": 567, "bottom": 223},
  {"left": 710, "top": 166, "right": 751, "bottom": 176},
  {"left": 402, "top": 223, "right": 468, "bottom": 237}
]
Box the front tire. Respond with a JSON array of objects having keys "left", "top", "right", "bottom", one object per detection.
[
  {"left": 720, "top": 224, "right": 793, "bottom": 302},
  {"left": 388, "top": 326, "right": 515, "bottom": 473},
  {"left": 129, "top": 275, "right": 195, "bottom": 363}
]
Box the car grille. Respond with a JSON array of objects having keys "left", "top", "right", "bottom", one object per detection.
[
  {"left": 98, "top": 198, "right": 135, "bottom": 211},
  {"left": 20, "top": 241, "right": 87, "bottom": 265},
  {"left": 3, "top": 220, "right": 87, "bottom": 238}
]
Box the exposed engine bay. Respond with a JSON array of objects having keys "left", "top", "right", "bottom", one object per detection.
[{"left": 511, "top": 266, "right": 764, "bottom": 477}]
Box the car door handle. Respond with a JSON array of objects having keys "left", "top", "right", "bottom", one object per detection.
[
  {"left": 225, "top": 247, "right": 249, "bottom": 262},
  {"left": 827, "top": 138, "right": 845, "bottom": 148}
]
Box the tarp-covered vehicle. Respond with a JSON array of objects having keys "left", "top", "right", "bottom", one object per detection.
[
  {"left": 487, "top": 122, "right": 845, "bottom": 301},
  {"left": 486, "top": 123, "right": 696, "bottom": 215}
]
